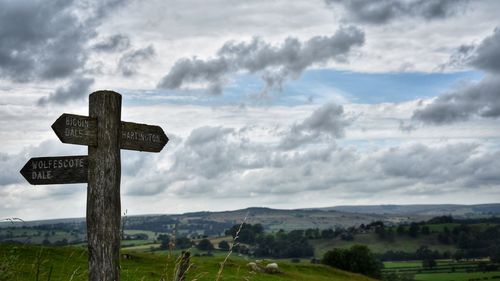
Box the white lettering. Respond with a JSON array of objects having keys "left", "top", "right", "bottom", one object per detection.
[
  {"left": 122, "top": 130, "right": 161, "bottom": 143},
  {"left": 65, "top": 116, "right": 89, "bottom": 128}
]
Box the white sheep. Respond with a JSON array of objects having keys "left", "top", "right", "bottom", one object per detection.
[{"left": 265, "top": 263, "right": 280, "bottom": 273}]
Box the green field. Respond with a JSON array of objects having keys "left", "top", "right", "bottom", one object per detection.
[
  {"left": 383, "top": 260, "right": 500, "bottom": 281},
  {"left": 415, "top": 272, "right": 500, "bottom": 281},
  {"left": 123, "top": 229, "right": 161, "bottom": 241},
  {"left": 311, "top": 233, "right": 456, "bottom": 256},
  {"left": 384, "top": 261, "right": 422, "bottom": 269},
  {"left": 0, "top": 244, "right": 377, "bottom": 281}
]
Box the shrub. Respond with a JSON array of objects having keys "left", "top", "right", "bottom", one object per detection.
[
  {"left": 322, "top": 245, "right": 381, "bottom": 278},
  {"left": 197, "top": 239, "right": 214, "bottom": 251}
]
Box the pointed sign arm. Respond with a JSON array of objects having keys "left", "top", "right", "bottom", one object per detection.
[{"left": 51, "top": 113, "right": 169, "bottom": 152}]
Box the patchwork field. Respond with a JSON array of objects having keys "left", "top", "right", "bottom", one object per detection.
[{"left": 383, "top": 260, "right": 500, "bottom": 281}]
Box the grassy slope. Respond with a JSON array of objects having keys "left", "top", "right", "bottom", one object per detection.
[{"left": 0, "top": 244, "right": 378, "bottom": 281}]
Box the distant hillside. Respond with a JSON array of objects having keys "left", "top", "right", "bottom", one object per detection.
[
  {"left": 170, "top": 207, "right": 387, "bottom": 231},
  {"left": 324, "top": 203, "right": 500, "bottom": 217},
  {"left": 2, "top": 204, "right": 499, "bottom": 234}
]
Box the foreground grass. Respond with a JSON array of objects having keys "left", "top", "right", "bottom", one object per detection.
[{"left": 0, "top": 244, "right": 377, "bottom": 281}]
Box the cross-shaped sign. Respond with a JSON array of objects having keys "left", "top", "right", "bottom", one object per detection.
[{"left": 20, "top": 91, "right": 168, "bottom": 281}]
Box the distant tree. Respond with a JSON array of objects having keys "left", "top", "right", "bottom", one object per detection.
[
  {"left": 457, "top": 232, "right": 473, "bottom": 249},
  {"left": 157, "top": 234, "right": 171, "bottom": 250},
  {"left": 422, "top": 258, "right": 437, "bottom": 269},
  {"left": 397, "top": 225, "right": 406, "bottom": 235},
  {"left": 233, "top": 244, "right": 249, "bottom": 254},
  {"left": 415, "top": 246, "right": 433, "bottom": 260},
  {"left": 197, "top": 239, "right": 214, "bottom": 251},
  {"left": 340, "top": 232, "right": 353, "bottom": 241},
  {"left": 321, "top": 228, "right": 335, "bottom": 239},
  {"left": 305, "top": 228, "right": 320, "bottom": 239},
  {"left": 453, "top": 250, "right": 464, "bottom": 261},
  {"left": 428, "top": 215, "right": 453, "bottom": 224},
  {"left": 322, "top": 245, "right": 381, "bottom": 278},
  {"left": 490, "top": 247, "right": 500, "bottom": 263},
  {"left": 385, "top": 227, "right": 395, "bottom": 242},
  {"left": 375, "top": 225, "right": 387, "bottom": 239},
  {"left": 437, "top": 233, "right": 451, "bottom": 244},
  {"left": 252, "top": 224, "right": 264, "bottom": 235},
  {"left": 176, "top": 237, "right": 192, "bottom": 249},
  {"left": 421, "top": 226, "right": 430, "bottom": 235},
  {"left": 408, "top": 223, "right": 419, "bottom": 238},
  {"left": 225, "top": 223, "right": 264, "bottom": 245},
  {"left": 322, "top": 248, "right": 349, "bottom": 270},
  {"left": 367, "top": 221, "right": 384, "bottom": 229},
  {"left": 218, "top": 240, "right": 230, "bottom": 251}
]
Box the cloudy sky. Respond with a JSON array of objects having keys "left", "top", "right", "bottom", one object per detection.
[{"left": 1, "top": 0, "right": 500, "bottom": 221}]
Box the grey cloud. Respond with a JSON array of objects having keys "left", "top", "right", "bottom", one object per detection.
[
  {"left": 0, "top": 0, "right": 88, "bottom": 81},
  {"left": 0, "top": 152, "right": 23, "bottom": 186},
  {"left": 466, "top": 150, "right": 500, "bottom": 185},
  {"left": 37, "top": 77, "right": 95, "bottom": 106},
  {"left": 128, "top": 120, "right": 500, "bottom": 200},
  {"left": 167, "top": 126, "right": 258, "bottom": 181},
  {"left": 439, "top": 44, "right": 475, "bottom": 71},
  {"left": 412, "top": 76, "right": 500, "bottom": 124},
  {"left": 186, "top": 126, "right": 234, "bottom": 146},
  {"left": 92, "top": 34, "right": 131, "bottom": 52},
  {"left": 0, "top": 0, "right": 129, "bottom": 84},
  {"left": 92, "top": 0, "right": 130, "bottom": 20},
  {"left": 326, "top": 0, "right": 468, "bottom": 24},
  {"left": 116, "top": 100, "right": 500, "bottom": 199},
  {"left": 377, "top": 143, "right": 478, "bottom": 184},
  {"left": 469, "top": 27, "right": 500, "bottom": 73},
  {"left": 158, "top": 57, "right": 230, "bottom": 95},
  {"left": 158, "top": 26, "right": 364, "bottom": 95},
  {"left": 412, "top": 27, "right": 500, "bottom": 125},
  {"left": 280, "top": 103, "right": 351, "bottom": 150},
  {"left": 398, "top": 120, "right": 416, "bottom": 132},
  {"left": 118, "top": 45, "right": 155, "bottom": 76},
  {"left": 441, "top": 28, "right": 500, "bottom": 72}
]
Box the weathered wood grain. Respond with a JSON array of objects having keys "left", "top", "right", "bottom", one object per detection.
[
  {"left": 19, "top": 156, "right": 88, "bottom": 185},
  {"left": 87, "top": 91, "right": 122, "bottom": 281}
]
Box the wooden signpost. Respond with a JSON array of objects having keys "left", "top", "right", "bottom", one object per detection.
[{"left": 20, "top": 91, "right": 168, "bottom": 281}]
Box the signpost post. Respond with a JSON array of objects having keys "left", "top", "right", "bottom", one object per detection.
[{"left": 20, "top": 90, "right": 168, "bottom": 281}]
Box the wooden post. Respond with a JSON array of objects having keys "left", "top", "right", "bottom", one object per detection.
[
  {"left": 87, "top": 91, "right": 122, "bottom": 281},
  {"left": 21, "top": 89, "right": 168, "bottom": 281}
]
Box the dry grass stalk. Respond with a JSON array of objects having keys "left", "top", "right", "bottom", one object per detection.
[
  {"left": 215, "top": 213, "right": 248, "bottom": 281},
  {"left": 173, "top": 251, "right": 191, "bottom": 281}
]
